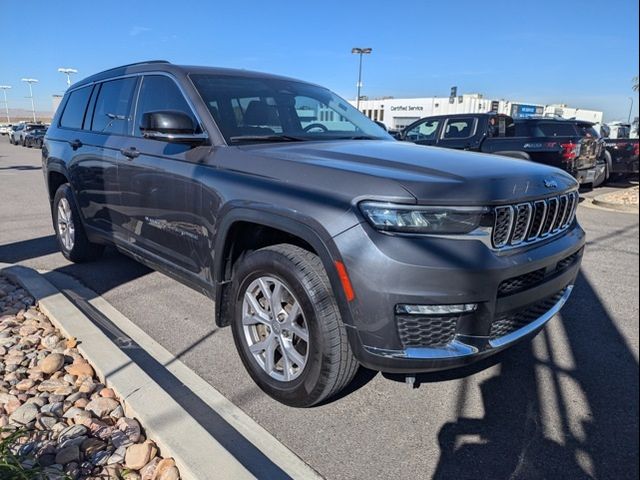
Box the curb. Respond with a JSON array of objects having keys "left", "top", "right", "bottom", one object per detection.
[
  {"left": 1, "top": 263, "right": 322, "bottom": 480},
  {"left": 591, "top": 197, "right": 639, "bottom": 213}
]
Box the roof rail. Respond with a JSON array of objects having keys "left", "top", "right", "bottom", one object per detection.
[{"left": 96, "top": 60, "right": 171, "bottom": 75}]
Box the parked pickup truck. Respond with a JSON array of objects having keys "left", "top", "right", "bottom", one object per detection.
[
  {"left": 398, "top": 113, "right": 600, "bottom": 186},
  {"left": 603, "top": 138, "right": 639, "bottom": 176}
]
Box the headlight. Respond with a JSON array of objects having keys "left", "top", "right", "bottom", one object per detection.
[{"left": 359, "top": 202, "right": 489, "bottom": 234}]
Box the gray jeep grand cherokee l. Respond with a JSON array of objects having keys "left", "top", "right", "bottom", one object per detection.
[{"left": 42, "top": 61, "right": 585, "bottom": 406}]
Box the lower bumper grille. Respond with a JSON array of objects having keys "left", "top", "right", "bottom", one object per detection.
[
  {"left": 490, "top": 289, "right": 567, "bottom": 339},
  {"left": 397, "top": 315, "right": 457, "bottom": 348},
  {"left": 498, "top": 249, "right": 583, "bottom": 297}
]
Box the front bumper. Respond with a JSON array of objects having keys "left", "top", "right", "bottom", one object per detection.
[{"left": 334, "top": 221, "right": 585, "bottom": 373}]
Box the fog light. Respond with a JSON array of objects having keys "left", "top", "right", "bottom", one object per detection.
[{"left": 395, "top": 303, "right": 478, "bottom": 315}]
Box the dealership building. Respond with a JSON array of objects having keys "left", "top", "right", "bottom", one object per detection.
[{"left": 352, "top": 94, "right": 603, "bottom": 131}]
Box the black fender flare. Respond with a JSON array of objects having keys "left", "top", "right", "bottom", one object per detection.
[{"left": 212, "top": 207, "right": 356, "bottom": 329}]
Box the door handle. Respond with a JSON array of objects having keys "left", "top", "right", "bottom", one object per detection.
[
  {"left": 69, "top": 139, "right": 82, "bottom": 150},
  {"left": 120, "top": 147, "right": 140, "bottom": 159}
]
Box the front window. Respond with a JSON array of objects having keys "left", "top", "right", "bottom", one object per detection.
[
  {"left": 190, "top": 74, "right": 392, "bottom": 144},
  {"left": 404, "top": 119, "right": 440, "bottom": 141}
]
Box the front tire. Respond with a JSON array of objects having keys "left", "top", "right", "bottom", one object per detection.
[
  {"left": 231, "top": 244, "right": 358, "bottom": 407},
  {"left": 53, "top": 184, "right": 104, "bottom": 262}
]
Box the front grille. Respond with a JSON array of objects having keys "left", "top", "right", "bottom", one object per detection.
[
  {"left": 498, "top": 268, "right": 546, "bottom": 296},
  {"left": 397, "top": 316, "right": 457, "bottom": 348},
  {"left": 492, "top": 191, "right": 579, "bottom": 249},
  {"left": 490, "top": 289, "right": 566, "bottom": 339}
]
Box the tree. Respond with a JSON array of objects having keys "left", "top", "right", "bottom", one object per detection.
[{"left": 634, "top": 76, "right": 639, "bottom": 92}]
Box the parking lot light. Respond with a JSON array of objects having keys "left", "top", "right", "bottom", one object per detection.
[
  {"left": 58, "top": 67, "right": 78, "bottom": 88},
  {"left": 351, "top": 47, "right": 372, "bottom": 110},
  {"left": 21, "top": 78, "right": 39, "bottom": 122},
  {"left": 0, "top": 85, "right": 11, "bottom": 123}
]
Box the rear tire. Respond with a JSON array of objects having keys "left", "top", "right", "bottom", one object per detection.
[
  {"left": 53, "top": 184, "right": 104, "bottom": 263},
  {"left": 231, "top": 244, "right": 358, "bottom": 407}
]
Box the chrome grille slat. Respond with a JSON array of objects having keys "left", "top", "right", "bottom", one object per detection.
[
  {"left": 491, "top": 191, "right": 578, "bottom": 250},
  {"left": 511, "top": 203, "right": 533, "bottom": 245},
  {"left": 493, "top": 206, "right": 515, "bottom": 248},
  {"left": 553, "top": 194, "right": 569, "bottom": 231},
  {"left": 541, "top": 197, "right": 559, "bottom": 236},
  {"left": 527, "top": 200, "right": 547, "bottom": 240}
]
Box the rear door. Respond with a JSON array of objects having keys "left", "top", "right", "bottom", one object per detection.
[
  {"left": 116, "top": 74, "right": 209, "bottom": 279},
  {"left": 437, "top": 116, "right": 480, "bottom": 150},
  {"left": 68, "top": 77, "right": 138, "bottom": 236}
]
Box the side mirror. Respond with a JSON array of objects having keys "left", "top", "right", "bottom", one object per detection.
[
  {"left": 140, "top": 111, "right": 207, "bottom": 144},
  {"left": 393, "top": 130, "right": 405, "bottom": 141}
]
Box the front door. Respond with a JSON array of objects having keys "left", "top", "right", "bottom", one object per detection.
[{"left": 116, "top": 74, "right": 210, "bottom": 279}]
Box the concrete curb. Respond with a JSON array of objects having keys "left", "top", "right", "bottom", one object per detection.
[
  {"left": 589, "top": 185, "right": 639, "bottom": 213},
  {"left": 1, "top": 263, "right": 322, "bottom": 480},
  {"left": 591, "top": 197, "right": 639, "bottom": 213}
]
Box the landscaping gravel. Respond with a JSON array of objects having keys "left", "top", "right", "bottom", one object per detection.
[{"left": 0, "top": 275, "right": 181, "bottom": 480}]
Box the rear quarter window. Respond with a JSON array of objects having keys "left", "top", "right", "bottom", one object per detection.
[{"left": 59, "top": 86, "right": 92, "bottom": 130}]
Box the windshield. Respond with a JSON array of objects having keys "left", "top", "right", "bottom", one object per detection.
[{"left": 190, "top": 73, "right": 392, "bottom": 144}]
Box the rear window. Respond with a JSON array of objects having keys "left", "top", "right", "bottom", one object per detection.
[
  {"left": 530, "top": 122, "right": 578, "bottom": 137},
  {"left": 442, "top": 117, "right": 475, "bottom": 139},
  {"left": 91, "top": 77, "right": 137, "bottom": 135},
  {"left": 577, "top": 123, "right": 599, "bottom": 138},
  {"left": 59, "top": 87, "right": 92, "bottom": 130}
]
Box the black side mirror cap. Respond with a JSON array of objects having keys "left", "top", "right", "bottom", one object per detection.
[{"left": 140, "top": 110, "right": 207, "bottom": 144}]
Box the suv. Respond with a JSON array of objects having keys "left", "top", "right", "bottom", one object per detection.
[
  {"left": 42, "top": 61, "right": 585, "bottom": 406},
  {"left": 11, "top": 122, "right": 45, "bottom": 146}
]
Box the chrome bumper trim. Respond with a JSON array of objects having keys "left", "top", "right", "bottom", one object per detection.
[{"left": 363, "top": 285, "right": 574, "bottom": 360}]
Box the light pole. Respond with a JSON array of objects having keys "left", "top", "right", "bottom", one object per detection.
[
  {"left": 351, "top": 47, "right": 372, "bottom": 110},
  {"left": 58, "top": 67, "right": 78, "bottom": 88},
  {"left": 0, "top": 85, "right": 11, "bottom": 123},
  {"left": 21, "top": 78, "right": 38, "bottom": 122},
  {"left": 628, "top": 96, "right": 634, "bottom": 124}
]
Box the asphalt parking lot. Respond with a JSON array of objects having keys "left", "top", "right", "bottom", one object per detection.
[{"left": 1, "top": 137, "right": 638, "bottom": 479}]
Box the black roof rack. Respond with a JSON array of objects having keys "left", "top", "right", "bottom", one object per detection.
[
  {"left": 101, "top": 60, "right": 171, "bottom": 72},
  {"left": 72, "top": 61, "right": 173, "bottom": 89}
]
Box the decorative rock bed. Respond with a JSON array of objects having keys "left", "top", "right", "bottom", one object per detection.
[{"left": 0, "top": 275, "right": 180, "bottom": 480}]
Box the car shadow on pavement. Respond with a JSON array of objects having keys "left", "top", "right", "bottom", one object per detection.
[
  {"left": 423, "top": 270, "right": 638, "bottom": 480},
  {"left": 0, "top": 235, "right": 153, "bottom": 298},
  {"left": 0, "top": 164, "right": 42, "bottom": 171},
  {"left": 0, "top": 235, "right": 59, "bottom": 263}
]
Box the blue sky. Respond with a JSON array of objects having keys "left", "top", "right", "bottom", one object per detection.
[{"left": 1, "top": 0, "right": 638, "bottom": 121}]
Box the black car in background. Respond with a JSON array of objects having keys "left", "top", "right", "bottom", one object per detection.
[
  {"left": 603, "top": 138, "right": 639, "bottom": 176},
  {"left": 24, "top": 127, "right": 47, "bottom": 148},
  {"left": 398, "top": 114, "right": 600, "bottom": 186}
]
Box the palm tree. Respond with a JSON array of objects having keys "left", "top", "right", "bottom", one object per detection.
[{"left": 634, "top": 76, "right": 639, "bottom": 92}]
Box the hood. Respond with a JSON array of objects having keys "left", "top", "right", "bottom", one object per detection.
[{"left": 237, "top": 140, "right": 578, "bottom": 205}]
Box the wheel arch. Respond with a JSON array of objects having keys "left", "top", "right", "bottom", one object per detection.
[
  {"left": 46, "top": 166, "right": 70, "bottom": 203},
  {"left": 213, "top": 208, "right": 355, "bottom": 329}
]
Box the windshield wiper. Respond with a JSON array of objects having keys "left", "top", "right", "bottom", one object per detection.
[
  {"left": 335, "top": 135, "right": 379, "bottom": 140},
  {"left": 229, "top": 134, "right": 307, "bottom": 143}
]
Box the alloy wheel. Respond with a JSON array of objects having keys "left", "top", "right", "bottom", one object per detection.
[
  {"left": 57, "top": 198, "right": 75, "bottom": 251},
  {"left": 242, "top": 276, "right": 310, "bottom": 382}
]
